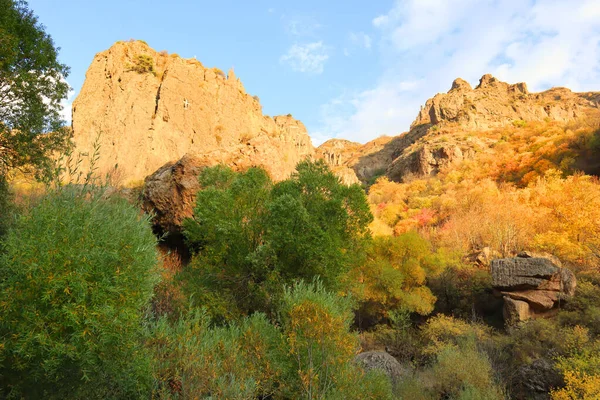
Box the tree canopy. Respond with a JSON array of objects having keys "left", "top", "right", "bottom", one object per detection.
[
  {"left": 182, "top": 160, "right": 373, "bottom": 319},
  {"left": 0, "top": 0, "right": 71, "bottom": 178}
]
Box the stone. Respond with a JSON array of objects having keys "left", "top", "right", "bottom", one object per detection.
[
  {"left": 411, "top": 74, "right": 596, "bottom": 130},
  {"left": 503, "top": 296, "right": 531, "bottom": 325},
  {"left": 501, "top": 290, "right": 558, "bottom": 310},
  {"left": 355, "top": 351, "right": 411, "bottom": 388},
  {"left": 72, "top": 40, "right": 315, "bottom": 186},
  {"left": 491, "top": 256, "right": 577, "bottom": 325},
  {"left": 491, "top": 258, "right": 560, "bottom": 290},
  {"left": 513, "top": 358, "right": 563, "bottom": 399},
  {"left": 142, "top": 154, "right": 207, "bottom": 233},
  {"left": 517, "top": 250, "right": 562, "bottom": 268},
  {"left": 451, "top": 78, "right": 472, "bottom": 92},
  {"left": 387, "top": 144, "right": 464, "bottom": 181}
]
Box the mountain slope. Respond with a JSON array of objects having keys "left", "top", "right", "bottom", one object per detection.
[{"left": 318, "top": 75, "right": 600, "bottom": 185}]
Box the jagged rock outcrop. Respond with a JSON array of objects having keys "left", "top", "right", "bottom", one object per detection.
[
  {"left": 142, "top": 154, "right": 206, "bottom": 233},
  {"left": 412, "top": 74, "right": 598, "bottom": 130},
  {"left": 491, "top": 254, "right": 576, "bottom": 325},
  {"left": 316, "top": 136, "right": 403, "bottom": 185},
  {"left": 343, "top": 74, "right": 600, "bottom": 183},
  {"left": 355, "top": 351, "right": 410, "bottom": 388},
  {"left": 72, "top": 40, "right": 314, "bottom": 185}
]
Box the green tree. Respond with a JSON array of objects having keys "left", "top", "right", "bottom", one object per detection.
[
  {"left": 182, "top": 161, "right": 373, "bottom": 319},
  {"left": 0, "top": 187, "right": 160, "bottom": 399},
  {"left": 0, "top": 0, "right": 71, "bottom": 179}
]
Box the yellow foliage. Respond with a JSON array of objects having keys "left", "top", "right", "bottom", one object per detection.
[{"left": 551, "top": 371, "right": 600, "bottom": 400}]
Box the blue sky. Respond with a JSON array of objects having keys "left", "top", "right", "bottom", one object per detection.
[{"left": 28, "top": 0, "right": 600, "bottom": 145}]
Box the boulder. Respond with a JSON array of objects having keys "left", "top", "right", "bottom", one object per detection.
[
  {"left": 517, "top": 250, "right": 562, "bottom": 268},
  {"left": 491, "top": 257, "right": 560, "bottom": 290},
  {"left": 355, "top": 351, "right": 411, "bottom": 388},
  {"left": 491, "top": 255, "right": 577, "bottom": 325},
  {"left": 513, "top": 358, "right": 563, "bottom": 400},
  {"left": 142, "top": 154, "right": 208, "bottom": 233}
]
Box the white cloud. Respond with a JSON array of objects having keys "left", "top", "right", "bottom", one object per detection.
[
  {"left": 285, "top": 16, "right": 322, "bottom": 37},
  {"left": 315, "top": 0, "right": 600, "bottom": 143},
  {"left": 280, "top": 41, "right": 330, "bottom": 74},
  {"left": 349, "top": 32, "right": 372, "bottom": 49}
]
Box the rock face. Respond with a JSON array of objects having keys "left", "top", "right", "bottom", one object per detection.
[
  {"left": 412, "top": 74, "right": 597, "bottom": 130},
  {"left": 316, "top": 136, "right": 399, "bottom": 185},
  {"left": 491, "top": 255, "right": 576, "bottom": 324},
  {"left": 334, "top": 74, "right": 599, "bottom": 184},
  {"left": 355, "top": 351, "right": 410, "bottom": 388},
  {"left": 72, "top": 41, "right": 314, "bottom": 185}
]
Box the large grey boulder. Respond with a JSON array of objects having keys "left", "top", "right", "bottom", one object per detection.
[
  {"left": 355, "top": 351, "right": 411, "bottom": 387},
  {"left": 491, "top": 255, "right": 576, "bottom": 325},
  {"left": 491, "top": 257, "right": 560, "bottom": 290}
]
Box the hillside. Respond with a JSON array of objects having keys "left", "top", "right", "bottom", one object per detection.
[
  {"left": 319, "top": 74, "right": 600, "bottom": 185},
  {"left": 72, "top": 40, "right": 314, "bottom": 185}
]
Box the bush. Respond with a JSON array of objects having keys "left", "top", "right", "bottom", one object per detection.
[
  {"left": 350, "top": 232, "right": 443, "bottom": 326},
  {"left": 149, "top": 310, "right": 287, "bottom": 399},
  {"left": 279, "top": 280, "right": 394, "bottom": 399},
  {"left": 0, "top": 187, "right": 160, "bottom": 399},
  {"left": 131, "top": 54, "right": 155, "bottom": 74},
  {"left": 182, "top": 161, "right": 372, "bottom": 319},
  {"left": 149, "top": 281, "right": 394, "bottom": 399},
  {"left": 429, "top": 341, "right": 505, "bottom": 399}
]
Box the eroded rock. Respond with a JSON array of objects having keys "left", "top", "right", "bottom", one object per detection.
[{"left": 491, "top": 255, "right": 576, "bottom": 325}]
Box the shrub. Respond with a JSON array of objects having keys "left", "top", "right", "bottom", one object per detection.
[
  {"left": 279, "top": 280, "right": 394, "bottom": 399},
  {"left": 430, "top": 341, "right": 505, "bottom": 399},
  {"left": 149, "top": 281, "right": 394, "bottom": 399},
  {"left": 182, "top": 161, "right": 372, "bottom": 319},
  {"left": 149, "top": 310, "right": 286, "bottom": 399},
  {"left": 131, "top": 54, "right": 155, "bottom": 74},
  {"left": 0, "top": 186, "right": 160, "bottom": 399},
  {"left": 213, "top": 67, "right": 226, "bottom": 78},
  {"left": 349, "top": 232, "right": 443, "bottom": 326}
]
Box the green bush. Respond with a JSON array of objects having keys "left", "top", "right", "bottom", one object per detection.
[
  {"left": 131, "top": 54, "right": 155, "bottom": 74},
  {"left": 182, "top": 161, "right": 372, "bottom": 320},
  {"left": 149, "top": 310, "right": 287, "bottom": 399},
  {"left": 149, "top": 281, "right": 394, "bottom": 399},
  {"left": 0, "top": 187, "right": 160, "bottom": 399}
]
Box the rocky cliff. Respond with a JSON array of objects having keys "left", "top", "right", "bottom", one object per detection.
[
  {"left": 72, "top": 41, "right": 314, "bottom": 185},
  {"left": 321, "top": 75, "right": 600, "bottom": 185}
]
